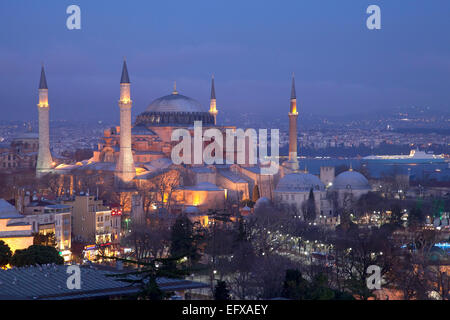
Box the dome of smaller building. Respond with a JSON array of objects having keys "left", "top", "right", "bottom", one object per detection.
[
  {"left": 254, "top": 197, "right": 271, "bottom": 210},
  {"left": 332, "top": 170, "right": 371, "bottom": 191},
  {"left": 275, "top": 172, "right": 325, "bottom": 192}
]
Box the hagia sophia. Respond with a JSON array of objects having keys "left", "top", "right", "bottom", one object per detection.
[{"left": 6, "top": 60, "right": 373, "bottom": 224}]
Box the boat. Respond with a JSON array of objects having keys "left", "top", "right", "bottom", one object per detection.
[{"left": 363, "top": 149, "right": 446, "bottom": 163}]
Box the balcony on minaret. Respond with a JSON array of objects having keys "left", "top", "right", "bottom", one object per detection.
[
  {"left": 38, "top": 101, "right": 49, "bottom": 108},
  {"left": 38, "top": 90, "right": 49, "bottom": 108},
  {"left": 209, "top": 105, "right": 218, "bottom": 115},
  {"left": 289, "top": 100, "right": 298, "bottom": 115},
  {"left": 120, "top": 84, "right": 131, "bottom": 104}
]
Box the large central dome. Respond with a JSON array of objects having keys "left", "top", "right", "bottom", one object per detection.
[
  {"left": 146, "top": 92, "right": 203, "bottom": 113},
  {"left": 135, "top": 88, "right": 214, "bottom": 126}
]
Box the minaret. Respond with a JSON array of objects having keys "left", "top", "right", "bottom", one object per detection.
[
  {"left": 36, "top": 65, "right": 53, "bottom": 177},
  {"left": 287, "top": 74, "right": 299, "bottom": 171},
  {"left": 115, "top": 59, "right": 135, "bottom": 184},
  {"left": 209, "top": 75, "right": 218, "bottom": 125}
]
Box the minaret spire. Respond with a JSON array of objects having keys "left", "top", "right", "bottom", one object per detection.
[
  {"left": 120, "top": 59, "right": 130, "bottom": 84},
  {"left": 211, "top": 74, "right": 216, "bottom": 99},
  {"left": 39, "top": 65, "right": 48, "bottom": 89},
  {"left": 36, "top": 64, "right": 53, "bottom": 177},
  {"left": 286, "top": 73, "right": 299, "bottom": 171},
  {"left": 209, "top": 74, "right": 219, "bottom": 125},
  {"left": 209, "top": 75, "right": 218, "bottom": 125}
]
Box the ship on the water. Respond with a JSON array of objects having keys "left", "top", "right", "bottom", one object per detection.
[{"left": 363, "top": 149, "right": 447, "bottom": 163}]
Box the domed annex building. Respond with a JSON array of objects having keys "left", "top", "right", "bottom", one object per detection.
[
  {"left": 275, "top": 172, "right": 325, "bottom": 209},
  {"left": 274, "top": 78, "right": 371, "bottom": 224}
]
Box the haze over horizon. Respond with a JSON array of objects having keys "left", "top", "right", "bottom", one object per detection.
[{"left": 0, "top": 0, "right": 449, "bottom": 122}]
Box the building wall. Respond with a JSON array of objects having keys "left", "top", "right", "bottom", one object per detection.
[
  {"left": 194, "top": 172, "right": 216, "bottom": 185},
  {"left": 0, "top": 218, "right": 34, "bottom": 252},
  {"left": 235, "top": 165, "right": 275, "bottom": 200},
  {"left": 334, "top": 189, "right": 370, "bottom": 208},
  {"left": 216, "top": 175, "right": 249, "bottom": 202},
  {"left": 174, "top": 189, "right": 226, "bottom": 211},
  {"left": 63, "top": 196, "right": 107, "bottom": 243},
  {"left": 22, "top": 205, "right": 72, "bottom": 252},
  {"left": 0, "top": 137, "right": 39, "bottom": 171},
  {"left": 95, "top": 210, "right": 121, "bottom": 244},
  {"left": 320, "top": 166, "right": 335, "bottom": 187},
  {"left": 56, "top": 212, "right": 71, "bottom": 251},
  {"left": 0, "top": 236, "right": 34, "bottom": 253},
  {"left": 274, "top": 190, "right": 327, "bottom": 219}
]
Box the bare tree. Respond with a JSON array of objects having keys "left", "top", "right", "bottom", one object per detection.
[
  {"left": 122, "top": 217, "right": 171, "bottom": 263},
  {"left": 246, "top": 204, "right": 296, "bottom": 256},
  {"left": 387, "top": 229, "right": 449, "bottom": 300},
  {"left": 331, "top": 226, "right": 397, "bottom": 300},
  {"left": 137, "top": 169, "right": 180, "bottom": 213}
]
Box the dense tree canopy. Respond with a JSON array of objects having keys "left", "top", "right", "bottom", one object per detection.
[
  {"left": 170, "top": 215, "right": 201, "bottom": 265},
  {"left": 214, "top": 281, "right": 231, "bottom": 300},
  {"left": 33, "top": 232, "right": 56, "bottom": 247},
  {"left": 252, "top": 184, "right": 260, "bottom": 203},
  {"left": 10, "top": 245, "right": 64, "bottom": 267},
  {"left": 0, "top": 240, "right": 12, "bottom": 268}
]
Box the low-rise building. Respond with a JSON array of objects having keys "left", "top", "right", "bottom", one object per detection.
[
  {"left": 62, "top": 194, "right": 111, "bottom": 244},
  {"left": 0, "top": 133, "right": 39, "bottom": 171},
  {"left": 21, "top": 200, "right": 72, "bottom": 261}
]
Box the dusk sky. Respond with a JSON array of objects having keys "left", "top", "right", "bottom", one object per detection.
[{"left": 0, "top": 0, "right": 449, "bottom": 122}]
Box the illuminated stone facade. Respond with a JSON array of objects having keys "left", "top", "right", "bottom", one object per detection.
[{"left": 0, "top": 199, "right": 34, "bottom": 253}]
